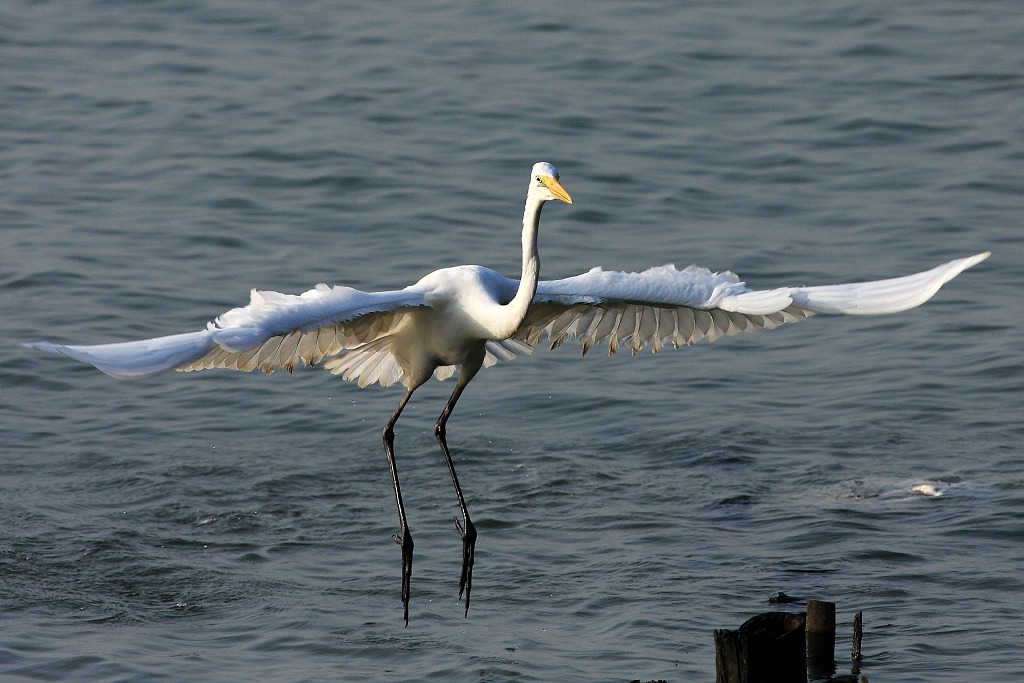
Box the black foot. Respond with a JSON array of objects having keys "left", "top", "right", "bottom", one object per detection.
[
  {"left": 455, "top": 515, "right": 477, "bottom": 617},
  {"left": 393, "top": 527, "right": 413, "bottom": 626}
]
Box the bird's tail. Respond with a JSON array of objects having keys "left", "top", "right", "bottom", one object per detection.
[{"left": 22, "top": 330, "right": 216, "bottom": 378}]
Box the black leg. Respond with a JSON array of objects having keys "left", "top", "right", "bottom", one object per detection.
[
  {"left": 435, "top": 380, "right": 477, "bottom": 617},
  {"left": 383, "top": 389, "right": 415, "bottom": 626}
]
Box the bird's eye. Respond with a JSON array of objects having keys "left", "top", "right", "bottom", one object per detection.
[{"left": 536, "top": 176, "right": 543, "bottom": 184}]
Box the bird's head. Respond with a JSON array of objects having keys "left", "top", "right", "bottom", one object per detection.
[{"left": 530, "top": 162, "right": 573, "bottom": 204}]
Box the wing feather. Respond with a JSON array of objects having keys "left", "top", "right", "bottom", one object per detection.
[
  {"left": 317, "top": 325, "right": 341, "bottom": 361},
  {"left": 295, "top": 329, "right": 320, "bottom": 366},
  {"left": 674, "top": 307, "right": 695, "bottom": 347},
  {"left": 484, "top": 338, "right": 534, "bottom": 366}
]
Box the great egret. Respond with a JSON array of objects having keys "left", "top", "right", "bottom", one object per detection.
[{"left": 24, "top": 162, "right": 988, "bottom": 624}]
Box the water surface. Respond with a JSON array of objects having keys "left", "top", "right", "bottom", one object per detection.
[{"left": 2, "top": 1, "right": 1022, "bottom": 681}]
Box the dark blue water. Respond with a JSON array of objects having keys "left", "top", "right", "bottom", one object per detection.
[{"left": 2, "top": 1, "right": 1022, "bottom": 680}]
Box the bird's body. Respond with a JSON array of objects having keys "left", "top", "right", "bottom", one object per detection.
[
  {"left": 405, "top": 266, "right": 518, "bottom": 370},
  {"left": 23, "top": 162, "right": 989, "bottom": 624}
]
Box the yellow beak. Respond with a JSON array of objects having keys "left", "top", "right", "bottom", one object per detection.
[{"left": 540, "top": 176, "right": 573, "bottom": 204}]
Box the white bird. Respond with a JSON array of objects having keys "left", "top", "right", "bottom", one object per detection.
[{"left": 24, "top": 162, "right": 989, "bottom": 624}]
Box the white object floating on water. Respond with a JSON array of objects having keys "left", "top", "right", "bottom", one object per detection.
[
  {"left": 832, "top": 478, "right": 966, "bottom": 502},
  {"left": 911, "top": 482, "right": 951, "bottom": 497}
]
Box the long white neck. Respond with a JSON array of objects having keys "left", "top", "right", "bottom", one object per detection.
[{"left": 490, "top": 195, "right": 544, "bottom": 339}]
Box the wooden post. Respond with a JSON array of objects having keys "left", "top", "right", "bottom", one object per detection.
[
  {"left": 851, "top": 610, "right": 863, "bottom": 662},
  {"left": 805, "top": 599, "right": 836, "bottom": 680},
  {"left": 715, "top": 612, "right": 806, "bottom": 683},
  {"left": 714, "top": 628, "right": 744, "bottom": 683}
]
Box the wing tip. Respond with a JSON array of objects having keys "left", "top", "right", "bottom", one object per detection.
[
  {"left": 966, "top": 251, "right": 991, "bottom": 267},
  {"left": 939, "top": 251, "right": 990, "bottom": 284},
  {"left": 21, "top": 341, "right": 59, "bottom": 352}
]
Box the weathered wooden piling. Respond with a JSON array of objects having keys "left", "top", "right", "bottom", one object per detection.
[
  {"left": 805, "top": 599, "right": 837, "bottom": 680},
  {"left": 806, "top": 599, "right": 836, "bottom": 659},
  {"left": 714, "top": 612, "right": 806, "bottom": 683},
  {"left": 851, "top": 610, "right": 863, "bottom": 662}
]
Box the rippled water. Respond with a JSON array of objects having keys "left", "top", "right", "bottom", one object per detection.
[{"left": 2, "top": 1, "right": 1022, "bottom": 681}]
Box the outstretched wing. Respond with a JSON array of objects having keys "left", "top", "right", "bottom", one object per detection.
[
  {"left": 513, "top": 253, "right": 990, "bottom": 355},
  {"left": 24, "top": 284, "right": 431, "bottom": 384},
  {"left": 22, "top": 252, "right": 989, "bottom": 381}
]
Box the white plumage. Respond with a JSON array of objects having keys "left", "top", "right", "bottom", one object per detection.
[
  {"left": 22, "top": 162, "right": 989, "bottom": 624},
  {"left": 27, "top": 252, "right": 989, "bottom": 384}
]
